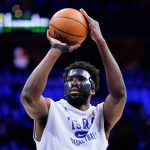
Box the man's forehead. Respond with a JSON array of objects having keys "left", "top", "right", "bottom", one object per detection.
[{"left": 67, "top": 69, "right": 91, "bottom": 78}]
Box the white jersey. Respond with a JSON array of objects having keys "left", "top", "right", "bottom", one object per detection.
[{"left": 34, "top": 99, "right": 108, "bottom": 150}]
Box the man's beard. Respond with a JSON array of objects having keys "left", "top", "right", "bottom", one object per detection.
[{"left": 66, "top": 90, "right": 90, "bottom": 108}]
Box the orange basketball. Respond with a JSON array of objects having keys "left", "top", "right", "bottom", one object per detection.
[{"left": 48, "top": 8, "right": 88, "bottom": 45}]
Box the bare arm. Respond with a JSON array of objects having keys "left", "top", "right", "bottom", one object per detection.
[
  {"left": 20, "top": 33, "right": 80, "bottom": 121},
  {"left": 20, "top": 35, "right": 80, "bottom": 141},
  {"left": 20, "top": 47, "right": 61, "bottom": 120},
  {"left": 97, "top": 40, "right": 126, "bottom": 133},
  {"left": 20, "top": 33, "right": 80, "bottom": 140},
  {"left": 20, "top": 43, "right": 62, "bottom": 141},
  {"left": 80, "top": 9, "right": 127, "bottom": 137}
]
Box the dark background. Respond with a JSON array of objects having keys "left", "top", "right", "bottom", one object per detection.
[{"left": 0, "top": 0, "right": 150, "bottom": 150}]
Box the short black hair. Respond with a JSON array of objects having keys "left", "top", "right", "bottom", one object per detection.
[{"left": 63, "top": 61, "right": 100, "bottom": 91}]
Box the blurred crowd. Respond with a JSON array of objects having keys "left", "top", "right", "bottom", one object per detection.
[{"left": 0, "top": 58, "right": 150, "bottom": 150}]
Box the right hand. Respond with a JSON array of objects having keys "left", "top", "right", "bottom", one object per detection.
[{"left": 47, "top": 30, "right": 81, "bottom": 52}]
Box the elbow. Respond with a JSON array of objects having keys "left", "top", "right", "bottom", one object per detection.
[
  {"left": 119, "top": 89, "right": 127, "bottom": 101},
  {"left": 20, "top": 90, "right": 32, "bottom": 105},
  {"left": 118, "top": 86, "right": 126, "bottom": 98},
  {"left": 120, "top": 85, "right": 127, "bottom": 98}
]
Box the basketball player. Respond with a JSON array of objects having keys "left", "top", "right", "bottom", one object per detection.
[{"left": 20, "top": 9, "right": 126, "bottom": 150}]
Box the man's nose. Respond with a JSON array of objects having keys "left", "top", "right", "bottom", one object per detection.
[{"left": 72, "top": 78, "right": 80, "bottom": 86}]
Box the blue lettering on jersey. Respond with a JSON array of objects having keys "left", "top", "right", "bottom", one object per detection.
[
  {"left": 70, "top": 132, "right": 97, "bottom": 146},
  {"left": 72, "top": 120, "right": 81, "bottom": 129},
  {"left": 75, "top": 131, "right": 88, "bottom": 138},
  {"left": 67, "top": 116, "right": 97, "bottom": 144},
  {"left": 67, "top": 117, "right": 94, "bottom": 130},
  {"left": 82, "top": 118, "right": 89, "bottom": 129}
]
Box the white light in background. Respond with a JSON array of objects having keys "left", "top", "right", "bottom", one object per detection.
[
  {"left": 31, "top": 14, "right": 40, "bottom": 27},
  {"left": 4, "top": 13, "right": 12, "bottom": 27}
]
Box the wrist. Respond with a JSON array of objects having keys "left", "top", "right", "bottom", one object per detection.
[
  {"left": 51, "top": 44, "right": 70, "bottom": 53},
  {"left": 96, "top": 38, "right": 107, "bottom": 48},
  {"left": 96, "top": 37, "right": 106, "bottom": 45}
]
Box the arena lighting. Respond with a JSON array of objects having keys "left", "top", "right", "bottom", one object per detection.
[{"left": 0, "top": 13, "right": 50, "bottom": 33}]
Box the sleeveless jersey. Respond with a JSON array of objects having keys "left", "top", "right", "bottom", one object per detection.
[{"left": 34, "top": 99, "right": 108, "bottom": 150}]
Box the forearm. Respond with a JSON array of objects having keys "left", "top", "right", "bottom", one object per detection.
[
  {"left": 21, "top": 48, "right": 61, "bottom": 103},
  {"left": 97, "top": 39, "right": 126, "bottom": 99}
]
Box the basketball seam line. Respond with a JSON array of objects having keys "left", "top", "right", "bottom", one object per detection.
[
  {"left": 50, "top": 24, "right": 86, "bottom": 37},
  {"left": 51, "top": 17, "right": 88, "bottom": 30}
]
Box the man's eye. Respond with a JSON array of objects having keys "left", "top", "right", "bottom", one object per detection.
[{"left": 79, "top": 77, "right": 86, "bottom": 81}]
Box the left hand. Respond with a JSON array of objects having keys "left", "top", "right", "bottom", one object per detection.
[{"left": 80, "top": 8, "right": 104, "bottom": 43}]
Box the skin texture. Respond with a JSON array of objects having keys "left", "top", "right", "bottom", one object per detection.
[{"left": 20, "top": 8, "right": 126, "bottom": 141}]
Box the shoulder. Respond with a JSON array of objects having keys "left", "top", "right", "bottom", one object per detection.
[
  {"left": 96, "top": 102, "right": 104, "bottom": 110},
  {"left": 90, "top": 102, "right": 104, "bottom": 119},
  {"left": 91, "top": 102, "right": 104, "bottom": 113},
  {"left": 48, "top": 98, "right": 67, "bottom": 110}
]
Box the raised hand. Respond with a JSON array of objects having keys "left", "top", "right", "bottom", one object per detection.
[
  {"left": 47, "top": 30, "right": 81, "bottom": 52},
  {"left": 80, "top": 8, "right": 104, "bottom": 43}
]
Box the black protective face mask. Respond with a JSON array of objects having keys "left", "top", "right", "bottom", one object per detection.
[{"left": 64, "top": 69, "right": 95, "bottom": 107}]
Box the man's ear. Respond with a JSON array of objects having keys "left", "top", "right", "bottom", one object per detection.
[{"left": 90, "top": 89, "right": 95, "bottom": 95}]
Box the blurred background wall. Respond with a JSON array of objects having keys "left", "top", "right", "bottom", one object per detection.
[{"left": 0, "top": 0, "right": 150, "bottom": 150}]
